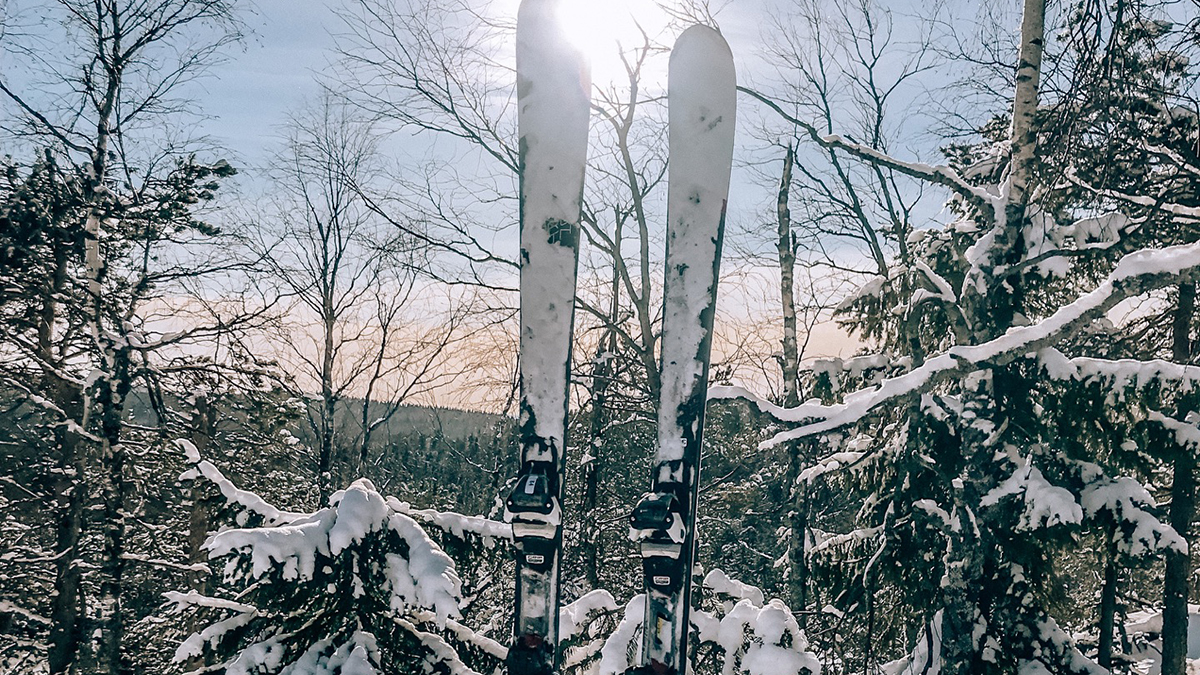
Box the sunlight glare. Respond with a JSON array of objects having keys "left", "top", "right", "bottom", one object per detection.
[{"left": 554, "top": 0, "right": 670, "bottom": 87}]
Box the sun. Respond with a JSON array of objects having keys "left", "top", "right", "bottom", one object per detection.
[{"left": 553, "top": 0, "right": 671, "bottom": 87}]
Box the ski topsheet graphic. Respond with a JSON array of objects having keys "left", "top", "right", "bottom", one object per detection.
[
  {"left": 505, "top": 1, "right": 591, "bottom": 675},
  {"left": 629, "top": 25, "right": 736, "bottom": 675}
]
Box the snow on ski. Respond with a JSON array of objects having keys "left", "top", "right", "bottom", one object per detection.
[
  {"left": 628, "top": 24, "right": 736, "bottom": 675},
  {"left": 505, "top": 1, "right": 591, "bottom": 675}
]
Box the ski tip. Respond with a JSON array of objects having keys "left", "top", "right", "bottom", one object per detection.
[
  {"left": 670, "top": 24, "right": 734, "bottom": 76},
  {"left": 516, "top": 0, "right": 592, "bottom": 95}
]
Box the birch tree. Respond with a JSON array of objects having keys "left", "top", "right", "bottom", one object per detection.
[{"left": 0, "top": 2, "right": 250, "bottom": 672}]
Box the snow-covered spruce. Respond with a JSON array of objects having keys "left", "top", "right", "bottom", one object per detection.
[
  {"left": 595, "top": 572, "right": 819, "bottom": 675},
  {"left": 172, "top": 444, "right": 508, "bottom": 675}
]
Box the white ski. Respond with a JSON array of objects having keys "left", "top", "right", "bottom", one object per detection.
[
  {"left": 505, "top": 1, "right": 591, "bottom": 674},
  {"left": 629, "top": 24, "right": 736, "bottom": 675}
]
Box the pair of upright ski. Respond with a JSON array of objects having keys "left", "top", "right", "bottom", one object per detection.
[{"left": 504, "top": 2, "right": 736, "bottom": 675}]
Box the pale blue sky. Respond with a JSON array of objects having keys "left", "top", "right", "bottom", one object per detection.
[{"left": 191, "top": 0, "right": 343, "bottom": 168}]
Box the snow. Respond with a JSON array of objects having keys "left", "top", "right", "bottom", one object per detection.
[
  {"left": 883, "top": 612, "right": 940, "bottom": 675},
  {"left": 560, "top": 589, "right": 619, "bottom": 640},
  {"left": 561, "top": 590, "right": 620, "bottom": 672},
  {"left": 798, "top": 450, "right": 865, "bottom": 484},
  {"left": 224, "top": 636, "right": 287, "bottom": 675},
  {"left": 0, "top": 601, "right": 50, "bottom": 625},
  {"left": 915, "top": 260, "right": 957, "bottom": 303},
  {"left": 178, "top": 440, "right": 305, "bottom": 526},
  {"left": 385, "top": 515, "right": 463, "bottom": 623},
  {"left": 697, "top": 597, "right": 819, "bottom": 675},
  {"left": 696, "top": 573, "right": 820, "bottom": 675},
  {"left": 810, "top": 354, "right": 893, "bottom": 394},
  {"left": 164, "top": 591, "right": 255, "bottom": 615},
  {"left": 202, "top": 479, "right": 462, "bottom": 622},
  {"left": 176, "top": 454, "right": 481, "bottom": 674},
  {"left": 704, "top": 568, "right": 766, "bottom": 607},
  {"left": 1149, "top": 411, "right": 1200, "bottom": 449},
  {"left": 740, "top": 601, "right": 820, "bottom": 675},
  {"left": 836, "top": 275, "right": 886, "bottom": 311},
  {"left": 1122, "top": 605, "right": 1200, "bottom": 674},
  {"left": 597, "top": 595, "right": 646, "bottom": 675},
  {"left": 517, "top": 0, "right": 592, "bottom": 455},
  {"left": 1038, "top": 348, "right": 1200, "bottom": 393},
  {"left": 980, "top": 457, "right": 1082, "bottom": 531},
  {"left": 1021, "top": 208, "right": 1128, "bottom": 278},
  {"left": 656, "top": 24, "right": 736, "bottom": 462},
  {"left": 387, "top": 497, "right": 512, "bottom": 542},
  {"left": 712, "top": 240, "right": 1200, "bottom": 448},
  {"left": 1078, "top": 472, "right": 1186, "bottom": 556},
  {"left": 393, "top": 616, "right": 487, "bottom": 675}
]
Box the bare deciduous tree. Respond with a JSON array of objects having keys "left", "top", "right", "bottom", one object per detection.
[{"left": 259, "top": 95, "right": 472, "bottom": 500}]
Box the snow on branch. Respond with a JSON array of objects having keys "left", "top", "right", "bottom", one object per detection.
[
  {"left": 595, "top": 576, "right": 820, "bottom": 675},
  {"left": 1147, "top": 410, "right": 1200, "bottom": 449},
  {"left": 712, "top": 241, "right": 1200, "bottom": 448},
  {"left": 386, "top": 496, "right": 512, "bottom": 542},
  {"left": 694, "top": 572, "right": 820, "bottom": 675},
  {"left": 702, "top": 569, "right": 765, "bottom": 607},
  {"left": 1038, "top": 348, "right": 1200, "bottom": 392},
  {"left": 172, "top": 446, "right": 502, "bottom": 675},
  {"left": 980, "top": 456, "right": 1083, "bottom": 531},
  {"left": 1078, "top": 468, "right": 1186, "bottom": 556},
  {"left": 393, "top": 616, "right": 487, "bottom": 675},
  {"left": 560, "top": 590, "right": 620, "bottom": 673},
  {"left": 1068, "top": 171, "right": 1200, "bottom": 221},
  {"left": 176, "top": 439, "right": 305, "bottom": 526}
]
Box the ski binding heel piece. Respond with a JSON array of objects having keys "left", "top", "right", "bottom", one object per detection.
[
  {"left": 506, "top": 470, "right": 561, "bottom": 539},
  {"left": 630, "top": 492, "right": 685, "bottom": 558}
]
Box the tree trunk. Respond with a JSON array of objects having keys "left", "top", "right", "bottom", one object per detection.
[
  {"left": 1163, "top": 282, "right": 1196, "bottom": 675},
  {"left": 776, "top": 143, "right": 811, "bottom": 622},
  {"left": 584, "top": 215, "right": 623, "bottom": 590},
  {"left": 1008, "top": 0, "right": 1045, "bottom": 210},
  {"left": 788, "top": 468, "right": 810, "bottom": 624},
  {"left": 864, "top": 577, "right": 876, "bottom": 675},
  {"left": 48, "top": 400, "right": 85, "bottom": 675},
  {"left": 776, "top": 143, "right": 799, "bottom": 408},
  {"left": 1097, "top": 540, "right": 1119, "bottom": 670},
  {"left": 91, "top": 28, "right": 131, "bottom": 673},
  {"left": 96, "top": 347, "right": 133, "bottom": 675},
  {"left": 184, "top": 396, "right": 217, "bottom": 671},
  {"left": 939, "top": 371, "right": 990, "bottom": 675},
  {"left": 582, "top": 341, "right": 611, "bottom": 591},
  {"left": 941, "top": 1, "right": 1045, "bottom": 671},
  {"left": 319, "top": 304, "right": 337, "bottom": 501},
  {"left": 43, "top": 239, "right": 84, "bottom": 675}
]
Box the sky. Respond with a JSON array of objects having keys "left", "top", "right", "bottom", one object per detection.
[
  {"left": 0, "top": 0, "right": 996, "bottom": 406},
  {"left": 190, "top": 0, "right": 943, "bottom": 170},
  {"left": 190, "top": 0, "right": 343, "bottom": 168},
  {"left": 186, "top": 0, "right": 871, "bottom": 403}
]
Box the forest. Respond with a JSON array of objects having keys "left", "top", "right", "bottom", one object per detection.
[{"left": 2, "top": 0, "right": 1200, "bottom": 674}]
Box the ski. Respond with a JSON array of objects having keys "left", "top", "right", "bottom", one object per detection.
[
  {"left": 628, "top": 25, "right": 736, "bottom": 675},
  {"left": 504, "top": 2, "right": 591, "bottom": 675}
]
